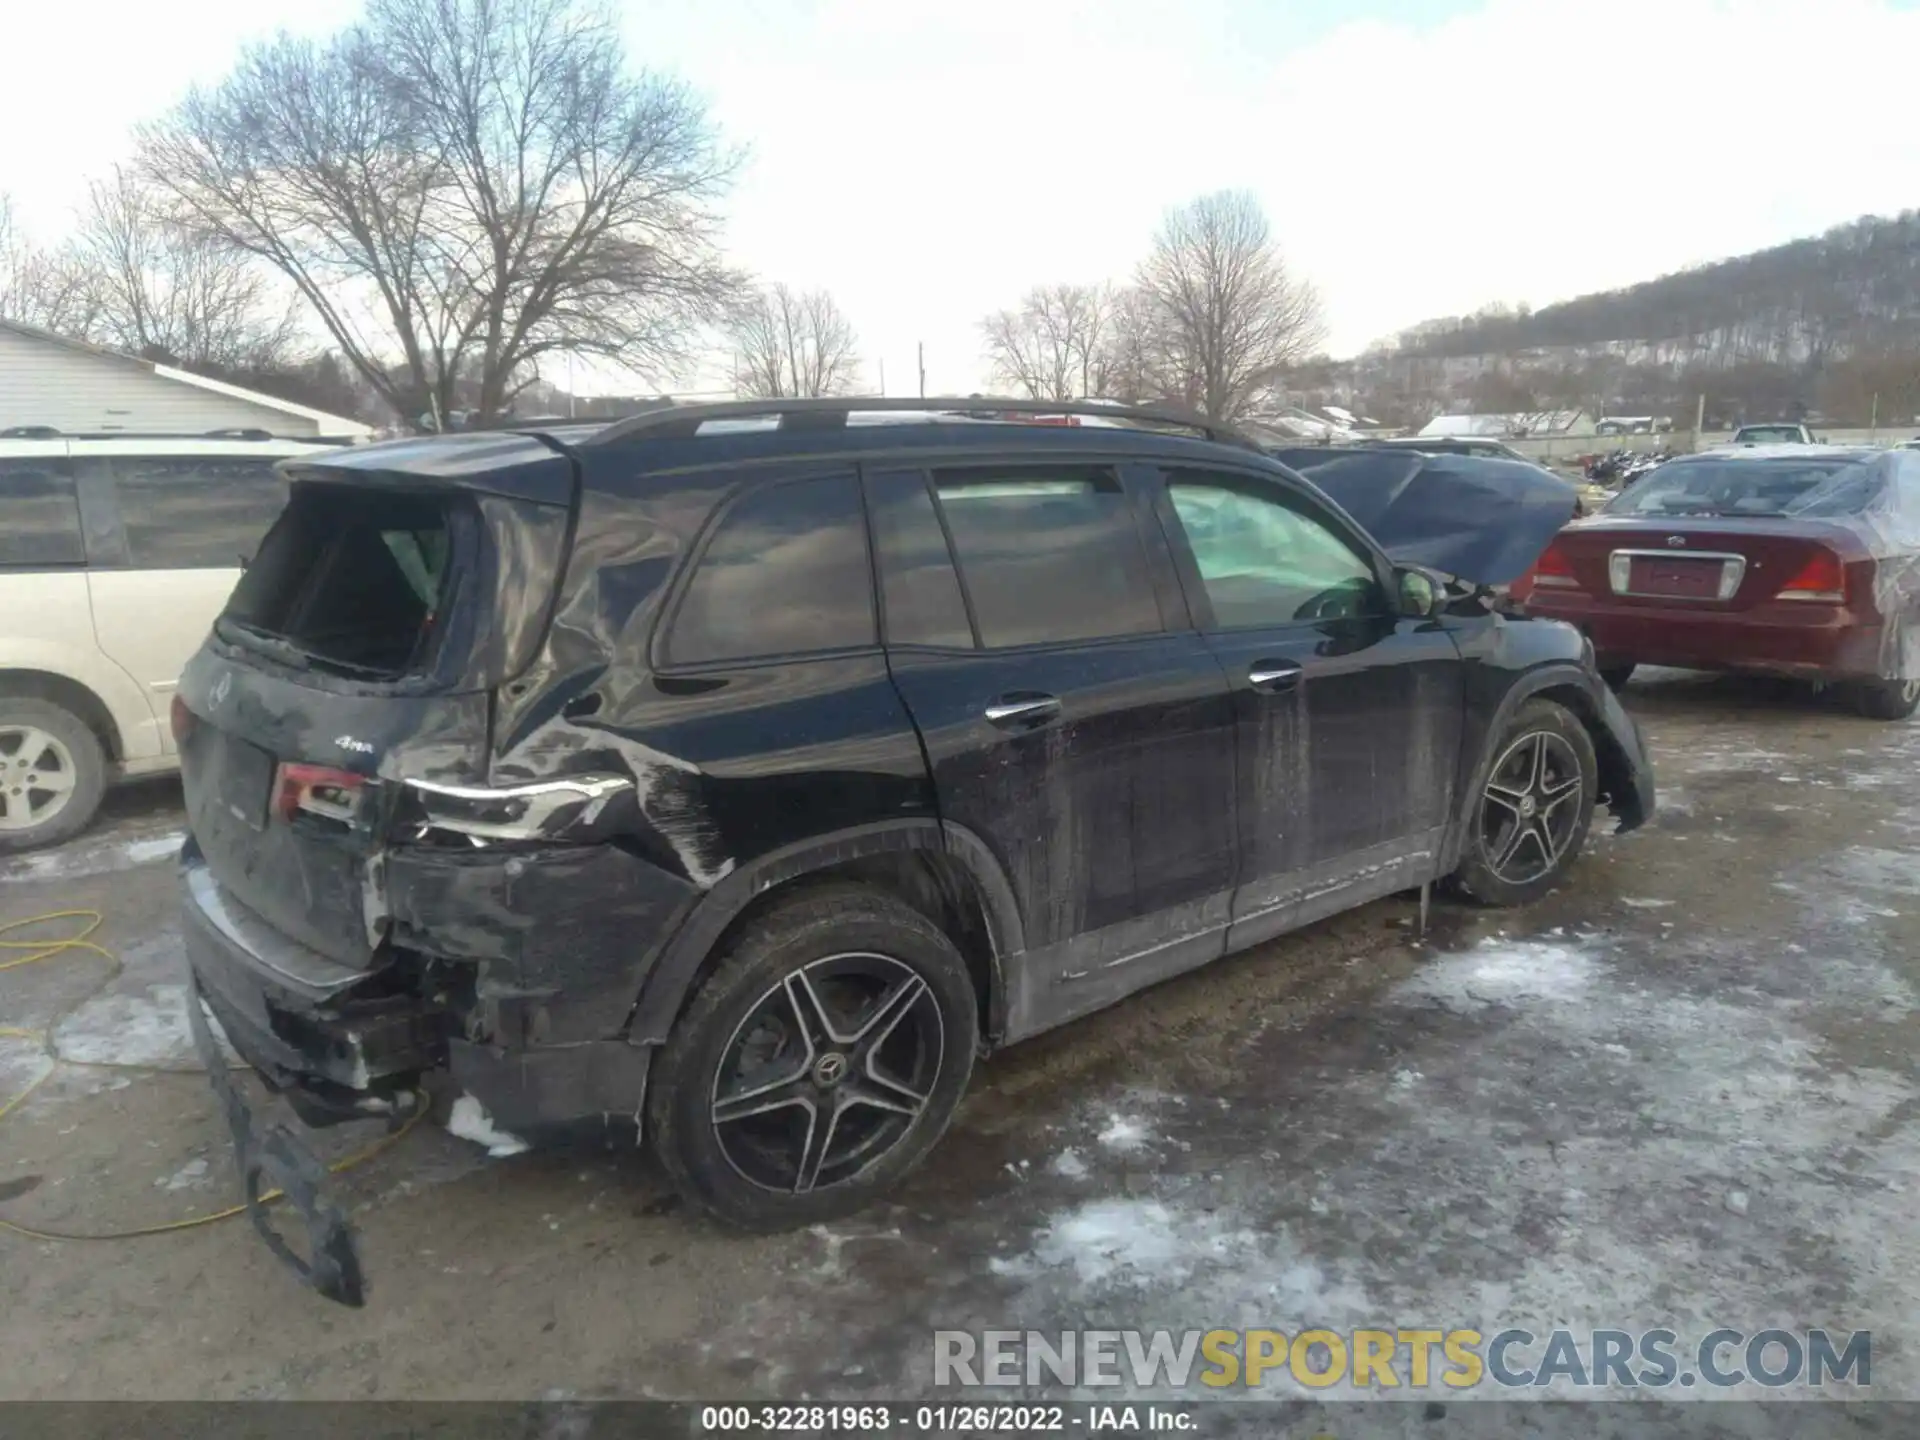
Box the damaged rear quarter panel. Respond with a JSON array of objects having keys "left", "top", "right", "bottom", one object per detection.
[{"left": 473, "top": 465, "right": 938, "bottom": 1032}]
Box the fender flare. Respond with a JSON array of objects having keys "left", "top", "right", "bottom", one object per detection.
[
  {"left": 1441, "top": 661, "right": 1602, "bottom": 871},
  {"left": 626, "top": 818, "right": 1026, "bottom": 1045}
]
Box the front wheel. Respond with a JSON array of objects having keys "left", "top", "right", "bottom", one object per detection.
[
  {"left": 1447, "top": 699, "right": 1599, "bottom": 907},
  {"left": 1849, "top": 676, "right": 1920, "bottom": 721},
  {"left": 647, "top": 885, "right": 978, "bottom": 1230}
]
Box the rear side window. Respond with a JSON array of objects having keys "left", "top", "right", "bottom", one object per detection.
[
  {"left": 665, "top": 474, "right": 876, "bottom": 666},
  {"left": 223, "top": 486, "right": 457, "bottom": 680},
  {"left": 933, "top": 468, "right": 1161, "bottom": 648},
  {"left": 110, "top": 456, "right": 288, "bottom": 568},
  {"left": 867, "top": 471, "right": 974, "bottom": 648},
  {"left": 0, "top": 457, "right": 84, "bottom": 567}
]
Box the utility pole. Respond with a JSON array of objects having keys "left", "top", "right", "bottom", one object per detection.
[
  {"left": 917, "top": 342, "right": 926, "bottom": 399},
  {"left": 1694, "top": 390, "right": 1706, "bottom": 446},
  {"left": 1870, "top": 392, "right": 1880, "bottom": 442},
  {"left": 878, "top": 358, "right": 887, "bottom": 397}
]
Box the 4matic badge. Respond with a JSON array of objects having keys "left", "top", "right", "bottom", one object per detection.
[{"left": 334, "top": 735, "right": 375, "bottom": 755}]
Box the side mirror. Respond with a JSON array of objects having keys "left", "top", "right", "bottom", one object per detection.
[{"left": 1397, "top": 566, "right": 1445, "bottom": 618}]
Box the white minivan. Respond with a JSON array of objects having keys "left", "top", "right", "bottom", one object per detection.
[{"left": 0, "top": 430, "right": 347, "bottom": 851}]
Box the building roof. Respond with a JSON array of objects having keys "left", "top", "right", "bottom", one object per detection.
[
  {"left": 1420, "top": 409, "right": 1586, "bottom": 439},
  {"left": 0, "top": 318, "right": 370, "bottom": 437}
]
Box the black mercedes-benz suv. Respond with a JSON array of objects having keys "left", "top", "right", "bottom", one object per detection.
[{"left": 172, "top": 398, "right": 1654, "bottom": 1303}]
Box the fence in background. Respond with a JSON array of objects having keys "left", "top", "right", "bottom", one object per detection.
[{"left": 1501, "top": 426, "right": 1914, "bottom": 464}]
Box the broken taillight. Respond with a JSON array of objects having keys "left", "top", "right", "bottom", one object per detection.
[
  {"left": 1774, "top": 549, "right": 1846, "bottom": 604},
  {"left": 274, "top": 762, "right": 366, "bottom": 823}
]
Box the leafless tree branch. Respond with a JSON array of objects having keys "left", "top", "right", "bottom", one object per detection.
[
  {"left": 1132, "top": 190, "right": 1326, "bottom": 421},
  {"left": 137, "top": 0, "right": 746, "bottom": 428},
  {"left": 730, "top": 283, "right": 860, "bottom": 398},
  {"left": 980, "top": 283, "right": 1116, "bottom": 401}
]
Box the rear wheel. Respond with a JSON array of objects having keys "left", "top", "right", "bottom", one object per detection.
[
  {"left": 1596, "top": 663, "right": 1636, "bottom": 690},
  {"left": 1849, "top": 676, "right": 1920, "bottom": 722},
  {"left": 1448, "top": 699, "right": 1598, "bottom": 907},
  {"left": 647, "top": 885, "right": 978, "bottom": 1230},
  {"left": 0, "top": 698, "right": 107, "bottom": 854}
]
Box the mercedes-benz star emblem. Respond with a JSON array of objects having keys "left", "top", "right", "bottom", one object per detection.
[{"left": 1666, "top": 535, "right": 1687, "bottom": 548}]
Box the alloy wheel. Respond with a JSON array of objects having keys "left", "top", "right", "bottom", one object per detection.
[
  {"left": 1478, "top": 730, "right": 1585, "bottom": 885},
  {"left": 710, "top": 953, "right": 946, "bottom": 1194},
  {"left": 0, "top": 725, "right": 79, "bottom": 833}
]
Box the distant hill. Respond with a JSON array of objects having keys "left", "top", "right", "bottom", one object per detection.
[{"left": 1307, "top": 213, "right": 1920, "bottom": 432}]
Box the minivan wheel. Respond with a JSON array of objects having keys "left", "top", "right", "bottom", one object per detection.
[
  {"left": 647, "top": 885, "right": 978, "bottom": 1230},
  {"left": 0, "top": 699, "right": 107, "bottom": 854},
  {"left": 1447, "top": 699, "right": 1598, "bottom": 907},
  {"left": 1848, "top": 676, "right": 1920, "bottom": 722}
]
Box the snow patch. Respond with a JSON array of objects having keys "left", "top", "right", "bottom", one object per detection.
[
  {"left": 158, "top": 1157, "right": 211, "bottom": 1191},
  {"left": 1049, "top": 1148, "right": 1089, "bottom": 1179},
  {"left": 1, "top": 830, "right": 183, "bottom": 883},
  {"left": 446, "top": 1093, "right": 530, "bottom": 1157},
  {"left": 1620, "top": 897, "right": 1674, "bottom": 909},
  {"left": 1395, "top": 940, "right": 1599, "bottom": 1012},
  {"left": 1096, "top": 1115, "right": 1153, "bottom": 1152},
  {"left": 52, "top": 983, "right": 199, "bottom": 1069},
  {"left": 989, "top": 1198, "right": 1258, "bottom": 1289}
]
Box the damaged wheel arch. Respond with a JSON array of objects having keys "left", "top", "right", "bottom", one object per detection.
[{"left": 626, "top": 818, "right": 1025, "bottom": 1052}]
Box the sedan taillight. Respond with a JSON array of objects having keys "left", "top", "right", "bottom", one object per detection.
[
  {"left": 1774, "top": 549, "right": 1846, "bottom": 604},
  {"left": 1531, "top": 540, "right": 1580, "bottom": 589}
]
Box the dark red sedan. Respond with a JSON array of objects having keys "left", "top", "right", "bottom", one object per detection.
[{"left": 1514, "top": 445, "right": 1920, "bottom": 719}]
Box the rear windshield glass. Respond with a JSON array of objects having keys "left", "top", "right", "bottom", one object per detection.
[
  {"left": 1734, "top": 426, "right": 1806, "bottom": 443},
  {"left": 1609, "top": 458, "right": 1879, "bottom": 518},
  {"left": 220, "top": 485, "right": 461, "bottom": 679}
]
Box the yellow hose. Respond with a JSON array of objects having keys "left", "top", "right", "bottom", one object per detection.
[{"left": 0, "top": 908, "right": 423, "bottom": 1241}]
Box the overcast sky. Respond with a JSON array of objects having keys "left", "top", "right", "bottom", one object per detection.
[{"left": 5, "top": 0, "right": 1918, "bottom": 396}]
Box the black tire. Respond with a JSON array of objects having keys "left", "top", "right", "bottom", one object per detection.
[
  {"left": 1447, "top": 698, "right": 1598, "bottom": 908},
  {"left": 647, "top": 884, "right": 978, "bottom": 1230},
  {"left": 1849, "top": 676, "right": 1920, "bottom": 721},
  {"left": 0, "top": 697, "right": 108, "bottom": 854},
  {"left": 1597, "top": 663, "right": 1636, "bottom": 691}
]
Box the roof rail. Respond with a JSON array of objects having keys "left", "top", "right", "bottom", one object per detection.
[
  {"left": 578, "top": 395, "right": 1263, "bottom": 452},
  {"left": 0, "top": 427, "right": 357, "bottom": 444}
]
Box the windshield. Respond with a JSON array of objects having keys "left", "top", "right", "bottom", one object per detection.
[
  {"left": 1734, "top": 425, "right": 1805, "bottom": 443},
  {"left": 1608, "top": 457, "right": 1880, "bottom": 518}
]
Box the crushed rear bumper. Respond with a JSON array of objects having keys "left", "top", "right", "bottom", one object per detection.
[{"left": 185, "top": 979, "right": 391, "bottom": 1306}]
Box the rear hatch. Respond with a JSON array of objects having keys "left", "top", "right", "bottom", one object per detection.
[
  {"left": 1543, "top": 516, "right": 1864, "bottom": 610},
  {"left": 176, "top": 435, "right": 575, "bottom": 968}
]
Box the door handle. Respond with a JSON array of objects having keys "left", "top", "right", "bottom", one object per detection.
[
  {"left": 984, "top": 693, "right": 1062, "bottom": 727},
  {"left": 1247, "top": 660, "right": 1303, "bottom": 693}
]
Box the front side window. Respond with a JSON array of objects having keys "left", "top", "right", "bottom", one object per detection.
[
  {"left": 666, "top": 474, "right": 876, "bottom": 666},
  {"left": 0, "top": 458, "right": 84, "bottom": 567},
  {"left": 932, "top": 468, "right": 1162, "bottom": 648},
  {"left": 110, "top": 456, "right": 288, "bottom": 568},
  {"left": 1167, "top": 477, "right": 1386, "bottom": 628}
]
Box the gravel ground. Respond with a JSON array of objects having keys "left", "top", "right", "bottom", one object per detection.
[{"left": 2, "top": 669, "right": 1916, "bottom": 1414}]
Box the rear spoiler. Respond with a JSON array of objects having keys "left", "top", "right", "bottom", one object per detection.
[{"left": 277, "top": 430, "right": 577, "bottom": 507}]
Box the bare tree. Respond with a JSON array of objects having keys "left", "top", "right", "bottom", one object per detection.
[
  {"left": 1133, "top": 191, "right": 1326, "bottom": 420},
  {"left": 73, "top": 167, "right": 298, "bottom": 369},
  {"left": 730, "top": 284, "right": 860, "bottom": 398},
  {"left": 0, "top": 196, "right": 99, "bottom": 336},
  {"left": 981, "top": 283, "right": 1115, "bottom": 400},
  {"left": 138, "top": 0, "right": 744, "bottom": 428}
]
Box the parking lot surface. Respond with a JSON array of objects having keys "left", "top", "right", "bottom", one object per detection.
[{"left": 2, "top": 670, "right": 1916, "bottom": 1403}]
